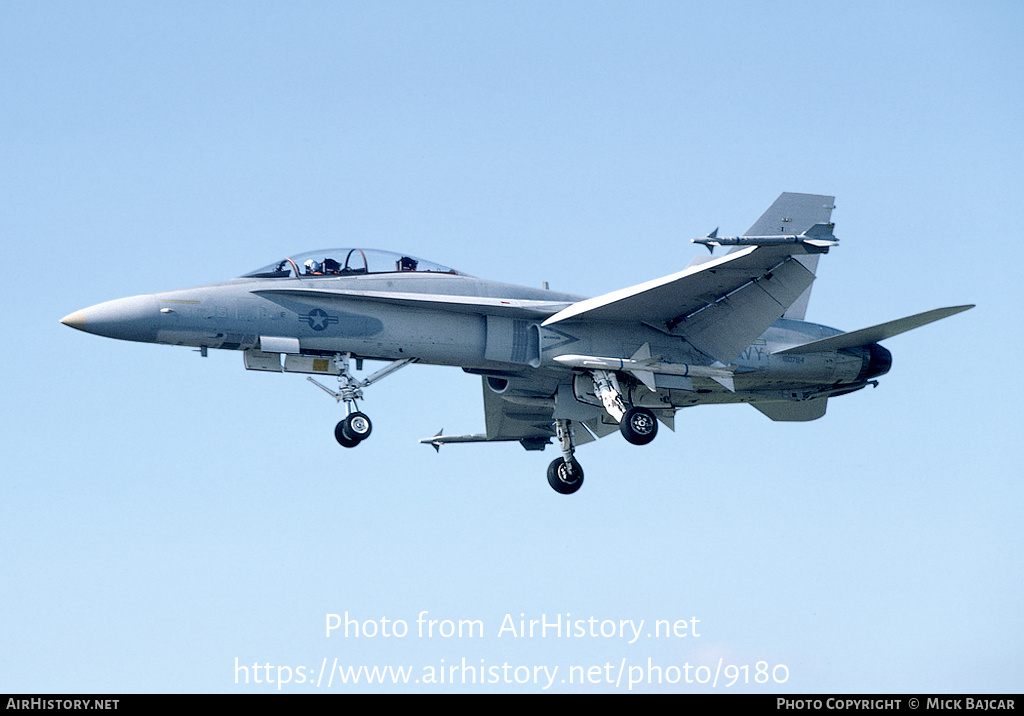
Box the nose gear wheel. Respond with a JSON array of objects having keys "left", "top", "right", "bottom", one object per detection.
[{"left": 335, "top": 411, "right": 373, "bottom": 448}]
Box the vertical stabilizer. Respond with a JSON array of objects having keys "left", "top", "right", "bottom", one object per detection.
[
  {"left": 739, "top": 192, "right": 835, "bottom": 320},
  {"left": 743, "top": 192, "right": 835, "bottom": 237}
]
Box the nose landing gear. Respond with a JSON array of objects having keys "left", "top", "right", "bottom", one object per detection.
[
  {"left": 307, "top": 353, "right": 415, "bottom": 448},
  {"left": 334, "top": 411, "right": 373, "bottom": 447}
]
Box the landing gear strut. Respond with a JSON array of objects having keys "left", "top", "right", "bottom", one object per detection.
[
  {"left": 590, "top": 369, "right": 659, "bottom": 445},
  {"left": 543, "top": 371, "right": 660, "bottom": 493},
  {"left": 547, "top": 419, "right": 584, "bottom": 494},
  {"left": 307, "top": 353, "right": 415, "bottom": 448}
]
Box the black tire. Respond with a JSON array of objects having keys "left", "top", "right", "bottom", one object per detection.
[
  {"left": 343, "top": 412, "right": 372, "bottom": 441},
  {"left": 547, "top": 458, "right": 584, "bottom": 495},
  {"left": 620, "top": 407, "right": 658, "bottom": 445},
  {"left": 335, "top": 420, "right": 360, "bottom": 448}
]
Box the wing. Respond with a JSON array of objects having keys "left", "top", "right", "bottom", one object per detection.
[
  {"left": 482, "top": 377, "right": 557, "bottom": 445},
  {"left": 419, "top": 375, "right": 562, "bottom": 451},
  {"left": 542, "top": 243, "right": 822, "bottom": 364}
]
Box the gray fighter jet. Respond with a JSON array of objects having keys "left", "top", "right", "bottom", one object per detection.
[{"left": 61, "top": 193, "right": 972, "bottom": 494}]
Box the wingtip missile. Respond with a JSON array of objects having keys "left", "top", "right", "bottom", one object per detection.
[
  {"left": 421, "top": 429, "right": 444, "bottom": 452},
  {"left": 697, "top": 228, "right": 718, "bottom": 253},
  {"left": 692, "top": 222, "right": 838, "bottom": 252}
]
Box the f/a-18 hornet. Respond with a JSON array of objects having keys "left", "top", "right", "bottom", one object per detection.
[{"left": 62, "top": 193, "right": 972, "bottom": 494}]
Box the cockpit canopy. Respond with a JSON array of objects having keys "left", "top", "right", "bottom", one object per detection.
[{"left": 241, "top": 249, "right": 463, "bottom": 279}]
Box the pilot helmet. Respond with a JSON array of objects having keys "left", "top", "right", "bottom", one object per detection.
[{"left": 304, "top": 259, "right": 321, "bottom": 274}]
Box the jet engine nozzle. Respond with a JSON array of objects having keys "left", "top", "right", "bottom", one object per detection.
[{"left": 863, "top": 342, "right": 892, "bottom": 380}]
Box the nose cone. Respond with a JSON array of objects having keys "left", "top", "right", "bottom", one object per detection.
[{"left": 61, "top": 295, "right": 160, "bottom": 343}]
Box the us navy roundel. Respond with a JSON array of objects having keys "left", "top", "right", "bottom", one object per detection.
[{"left": 300, "top": 308, "right": 339, "bottom": 331}]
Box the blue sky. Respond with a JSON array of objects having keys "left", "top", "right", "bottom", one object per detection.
[{"left": 2, "top": 1, "right": 1021, "bottom": 693}]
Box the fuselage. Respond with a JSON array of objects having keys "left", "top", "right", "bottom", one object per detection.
[{"left": 61, "top": 248, "right": 891, "bottom": 411}]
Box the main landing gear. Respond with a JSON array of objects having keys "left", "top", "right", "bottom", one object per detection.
[
  {"left": 548, "top": 419, "right": 584, "bottom": 494},
  {"left": 308, "top": 353, "right": 415, "bottom": 449},
  {"left": 545, "top": 370, "right": 660, "bottom": 494},
  {"left": 590, "top": 368, "right": 658, "bottom": 446},
  {"left": 620, "top": 406, "right": 658, "bottom": 445}
]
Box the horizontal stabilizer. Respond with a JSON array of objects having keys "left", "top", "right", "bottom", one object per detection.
[{"left": 773, "top": 305, "right": 974, "bottom": 355}]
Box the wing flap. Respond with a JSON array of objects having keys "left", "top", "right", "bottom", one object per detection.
[
  {"left": 543, "top": 245, "right": 818, "bottom": 363},
  {"left": 677, "top": 255, "right": 816, "bottom": 361}
]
